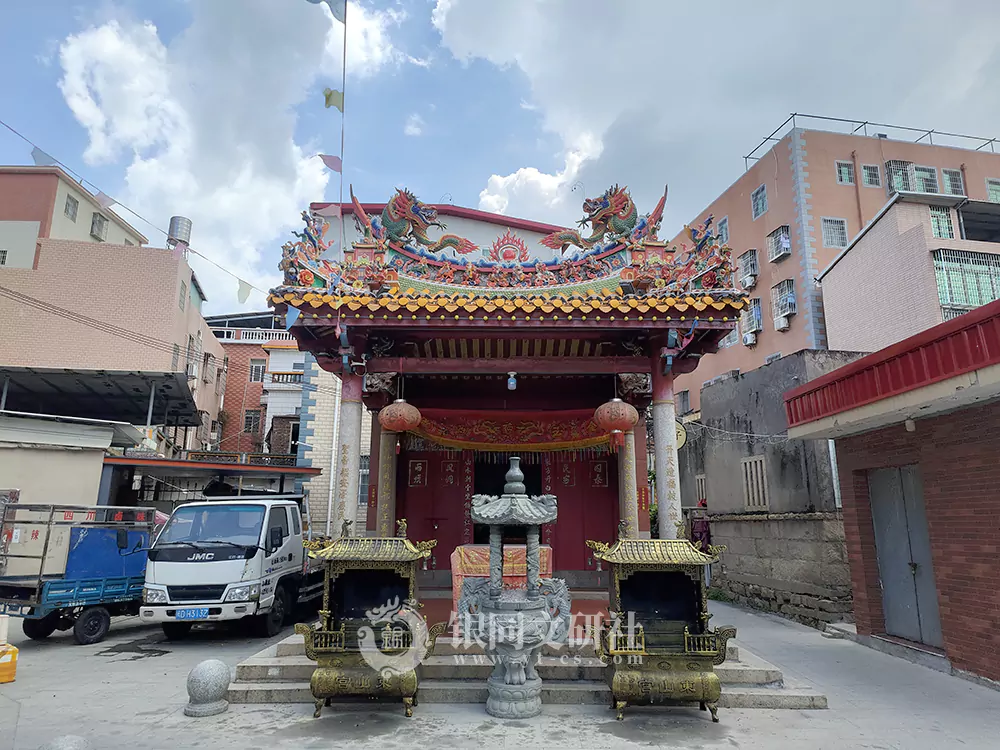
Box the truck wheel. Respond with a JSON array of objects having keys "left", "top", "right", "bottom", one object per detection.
[
  {"left": 22, "top": 615, "right": 58, "bottom": 641},
  {"left": 73, "top": 607, "right": 111, "bottom": 645},
  {"left": 161, "top": 622, "right": 193, "bottom": 641},
  {"left": 254, "top": 586, "right": 289, "bottom": 638}
]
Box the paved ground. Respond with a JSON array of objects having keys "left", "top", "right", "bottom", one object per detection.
[{"left": 3, "top": 603, "right": 999, "bottom": 749}]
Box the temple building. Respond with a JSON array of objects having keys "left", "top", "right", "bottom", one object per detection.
[{"left": 268, "top": 185, "right": 746, "bottom": 593}]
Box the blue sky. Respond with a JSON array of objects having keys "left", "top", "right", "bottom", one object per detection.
[{"left": 2, "top": 0, "right": 999, "bottom": 312}]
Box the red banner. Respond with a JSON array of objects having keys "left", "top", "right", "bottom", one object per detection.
[{"left": 413, "top": 408, "right": 608, "bottom": 452}]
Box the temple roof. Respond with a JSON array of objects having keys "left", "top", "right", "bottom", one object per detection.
[
  {"left": 586, "top": 538, "right": 720, "bottom": 566},
  {"left": 308, "top": 536, "right": 436, "bottom": 562},
  {"left": 269, "top": 287, "right": 747, "bottom": 322}
]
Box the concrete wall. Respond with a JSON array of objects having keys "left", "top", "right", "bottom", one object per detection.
[
  {"left": 682, "top": 349, "right": 865, "bottom": 514},
  {"left": 49, "top": 177, "right": 145, "bottom": 246},
  {"left": 672, "top": 128, "right": 1000, "bottom": 410},
  {"left": 0, "top": 447, "right": 106, "bottom": 506}
]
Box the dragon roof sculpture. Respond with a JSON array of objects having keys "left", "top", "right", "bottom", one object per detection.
[{"left": 275, "top": 184, "right": 737, "bottom": 298}]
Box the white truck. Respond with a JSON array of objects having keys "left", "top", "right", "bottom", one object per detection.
[{"left": 140, "top": 495, "right": 324, "bottom": 639}]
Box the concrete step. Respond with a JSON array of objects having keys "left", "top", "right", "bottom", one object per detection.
[
  {"left": 235, "top": 652, "right": 778, "bottom": 687},
  {"left": 227, "top": 679, "right": 826, "bottom": 709},
  {"left": 274, "top": 632, "right": 740, "bottom": 662}
]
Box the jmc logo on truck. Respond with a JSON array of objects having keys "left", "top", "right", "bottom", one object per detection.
[{"left": 187, "top": 552, "right": 215, "bottom": 561}]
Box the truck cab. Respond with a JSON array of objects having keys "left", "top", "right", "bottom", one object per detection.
[{"left": 140, "top": 496, "right": 321, "bottom": 639}]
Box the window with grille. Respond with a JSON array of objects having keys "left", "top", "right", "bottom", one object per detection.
[
  {"left": 942, "top": 169, "right": 965, "bottom": 196},
  {"left": 987, "top": 179, "right": 1000, "bottom": 203},
  {"left": 751, "top": 185, "right": 768, "bottom": 220},
  {"left": 738, "top": 249, "right": 759, "bottom": 278},
  {"left": 90, "top": 212, "right": 108, "bottom": 241},
  {"left": 741, "top": 456, "right": 768, "bottom": 510},
  {"left": 218, "top": 356, "right": 228, "bottom": 394},
  {"left": 933, "top": 248, "right": 1000, "bottom": 317},
  {"left": 716, "top": 216, "right": 729, "bottom": 245},
  {"left": 885, "top": 160, "right": 912, "bottom": 193},
  {"left": 821, "top": 217, "right": 849, "bottom": 248},
  {"left": 249, "top": 358, "right": 266, "bottom": 382},
  {"left": 741, "top": 298, "right": 762, "bottom": 333},
  {"left": 930, "top": 206, "right": 954, "bottom": 239},
  {"left": 676, "top": 390, "right": 691, "bottom": 415},
  {"left": 862, "top": 164, "right": 881, "bottom": 188},
  {"left": 171, "top": 344, "right": 179, "bottom": 371},
  {"left": 179, "top": 281, "right": 187, "bottom": 311},
  {"left": 767, "top": 226, "right": 792, "bottom": 261},
  {"left": 695, "top": 474, "right": 707, "bottom": 501},
  {"left": 914, "top": 166, "right": 939, "bottom": 194},
  {"left": 771, "top": 279, "right": 796, "bottom": 317},
  {"left": 202, "top": 352, "right": 212, "bottom": 382},
  {"left": 0, "top": 249, "right": 7, "bottom": 266},
  {"left": 718, "top": 329, "right": 739, "bottom": 349},
  {"left": 243, "top": 409, "right": 262, "bottom": 434},
  {"left": 64, "top": 194, "right": 79, "bottom": 222},
  {"left": 835, "top": 160, "right": 855, "bottom": 185}
]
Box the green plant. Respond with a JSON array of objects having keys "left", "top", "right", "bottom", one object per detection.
[{"left": 707, "top": 587, "right": 733, "bottom": 603}]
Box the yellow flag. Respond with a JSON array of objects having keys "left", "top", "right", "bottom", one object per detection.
[{"left": 323, "top": 88, "right": 344, "bottom": 112}]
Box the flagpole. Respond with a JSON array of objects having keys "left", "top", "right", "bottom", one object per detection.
[{"left": 338, "top": 2, "right": 347, "bottom": 262}]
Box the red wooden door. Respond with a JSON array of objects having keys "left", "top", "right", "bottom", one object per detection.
[
  {"left": 397, "top": 452, "right": 469, "bottom": 571},
  {"left": 545, "top": 456, "right": 619, "bottom": 572}
]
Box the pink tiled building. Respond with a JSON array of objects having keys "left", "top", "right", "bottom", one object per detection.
[
  {"left": 671, "top": 117, "right": 1000, "bottom": 414},
  {"left": 0, "top": 165, "right": 224, "bottom": 453}
]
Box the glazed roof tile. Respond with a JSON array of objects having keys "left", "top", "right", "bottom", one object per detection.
[
  {"left": 308, "top": 537, "right": 436, "bottom": 562},
  {"left": 586, "top": 538, "right": 720, "bottom": 565}
]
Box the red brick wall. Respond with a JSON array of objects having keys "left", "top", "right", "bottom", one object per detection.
[
  {"left": 837, "top": 401, "right": 1000, "bottom": 682},
  {"left": 219, "top": 341, "right": 266, "bottom": 453}
]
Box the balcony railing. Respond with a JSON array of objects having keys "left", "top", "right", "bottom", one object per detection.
[
  {"left": 185, "top": 451, "right": 298, "bottom": 467},
  {"left": 267, "top": 372, "right": 303, "bottom": 384},
  {"left": 212, "top": 328, "right": 294, "bottom": 343}
]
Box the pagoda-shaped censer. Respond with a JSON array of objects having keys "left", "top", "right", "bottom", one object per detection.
[{"left": 457, "top": 457, "right": 570, "bottom": 719}]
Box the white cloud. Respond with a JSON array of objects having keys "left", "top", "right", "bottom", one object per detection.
[
  {"left": 433, "top": 0, "right": 1000, "bottom": 230},
  {"left": 323, "top": 1, "right": 418, "bottom": 79},
  {"left": 56, "top": 0, "right": 406, "bottom": 312},
  {"left": 404, "top": 113, "right": 425, "bottom": 137}
]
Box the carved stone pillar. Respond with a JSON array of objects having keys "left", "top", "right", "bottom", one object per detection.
[
  {"left": 651, "top": 364, "right": 681, "bottom": 539},
  {"left": 526, "top": 525, "right": 540, "bottom": 599},
  {"left": 375, "top": 429, "right": 398, "bottom": 536},
  {"left": 618, "top": 429, "right": 640, "bottom": 538},
  {"left": 335, "top": 374, "right": 363, "bottom": 538},
  {"left": 489, "top": 526, "right": 502, "bottom": 599}
]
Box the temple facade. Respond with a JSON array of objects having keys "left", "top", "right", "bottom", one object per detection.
[{"left": 269, "top": 185, "right": 746, "bottom": 584}]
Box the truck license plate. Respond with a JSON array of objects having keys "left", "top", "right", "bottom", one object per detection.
[{"left": 175, "top": 607, "right": 210, "bottom": 620}]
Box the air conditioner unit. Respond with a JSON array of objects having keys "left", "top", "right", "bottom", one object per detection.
[
  {"left": 742, "top": 332, "right": 757, "bottom": 347},
  {"left": 740, "top": 274, "right": 757, "bottom": 289},
  {"left": 185, "top": 361, "right": 198, "bottom": 379},
  {"left": 774, "top": 315, "right": 790, "bottom": 331}
]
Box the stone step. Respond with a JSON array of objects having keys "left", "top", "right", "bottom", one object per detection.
[
  {"left": 227, "top": 679, "right": 826, "bottom": 709},
  {"left": 273, "top": 632, "right": 740, "bottom": 662},
  {"left": 235, "top": 652, "right": 779, "bottom": 687}
]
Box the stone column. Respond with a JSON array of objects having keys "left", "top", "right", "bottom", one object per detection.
[
  {"left": 334, "top": 374, "right": 363, "bottom": 538},
  {"left": 618, "top": 429, "right": 640, "bottom": 538},
  {"left": 651, "top": 363, "right": 681, "bottom": 539},
  {"left": 526, "top": 525, "right": 540, "bottom": 599},
  {"left": 489, "top": 526, "right": 503, "bottom": 599},
  {"left": 375, "top": 429, "right": 398, "bottom": 537}
]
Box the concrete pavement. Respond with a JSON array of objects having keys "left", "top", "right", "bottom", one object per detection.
[{"left": 2, "top": 603, "right": 999, "bottom": 749}]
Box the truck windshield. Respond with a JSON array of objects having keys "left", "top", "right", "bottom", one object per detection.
[{"left": 155, "top": 505, "right": 266, "bottom": 547}]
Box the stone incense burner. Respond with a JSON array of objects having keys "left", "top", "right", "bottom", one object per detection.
[{"left": 457, "top": 457, "right": 570, "bottom": 719}]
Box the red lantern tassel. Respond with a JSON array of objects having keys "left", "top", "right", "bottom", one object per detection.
[{"left": 610, "top": 430, "right": 624, "bottom": 453}]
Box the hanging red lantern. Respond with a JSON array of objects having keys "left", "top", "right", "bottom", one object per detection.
[
  {"left": 379, "top": 399, "right": 422, "bottom": 433},
  {"left": 594, "top": 398, "right": 639, "bottom": 452}
]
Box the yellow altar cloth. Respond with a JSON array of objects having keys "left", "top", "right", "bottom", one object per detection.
[{"left": 450, "top": 544, "right": 553, "bottom": 619}]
